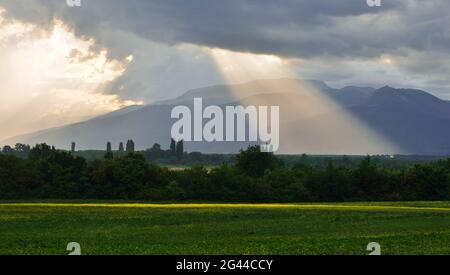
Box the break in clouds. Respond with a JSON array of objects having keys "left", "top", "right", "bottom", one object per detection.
[
  {"left": 2, "top": 0, "right": 450, "bottom": 97},
  {"left": 0, "top": 0, "right": 450, "bottom": 140}
]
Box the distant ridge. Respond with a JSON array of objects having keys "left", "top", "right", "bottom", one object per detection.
[{"left": 3, "top": 79, "right": 450, "bottom": 155}]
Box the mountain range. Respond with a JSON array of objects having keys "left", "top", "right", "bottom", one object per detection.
[{"left": 3, "top": 78, "right": 450, "bottom": 155}]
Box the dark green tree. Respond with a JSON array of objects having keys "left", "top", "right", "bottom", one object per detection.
[
  {"left": 126, "top": 140, "right": 135, "bottom": 152},
  {"left": 353, "top": 156, "right": 386, "bottom": 199},
  {"left": 146, "top": 143, "right": 164, "bottom": 159},
  {"left": 2, "top": 145, "right": 14, "bottom": 154},
  {"left": 411, "top": 164, "right": 450, "bottom": 200},
  {"left": 235, "top": 145, "right": 283, "bottom": 177},
  {"left": 152, "top": 143, "right": 161, "bottom": 151},
  {"left": 170, "top": 138, "right": 176, "bottom": 155},
  {"left": 29, "top": 144, "right": 53, "bottom": 160},
  {"left": 176, "top": 140, "right": 184, "bottom": 160},
  {"left": 105, "top": 142, "right": 113, "bottom": 159},
  {"left": 13, "top": 143, "right": 31, "bottom": 158}
]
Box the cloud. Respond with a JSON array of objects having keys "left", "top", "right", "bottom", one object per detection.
[
  {"left": 99, "top": 30, "right": 224, "bottom": 102},
  {"left": 3, "top": 0, "right": 447, "bottom": 57},
  {"left": 0, "top": 0, "right": 406, "bottom": 57},
  {"left": 0, "top": 10, "right": 141, "bottom": 140},
  {"left": 1, "top": 0, "right": 450, "bottom": 99}
]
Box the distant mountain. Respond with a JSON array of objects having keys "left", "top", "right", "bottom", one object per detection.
[
  {"left": 155, "top": 78, "right": 335, "bottom": 106},
  {"left": 3, "top": 79, "right": 450, "bottom": 155},
  {"left": 94, "top": 105, "right": 145, "bottom": 120},
  {"left": 346, "top": 86, "right": 450, "bottom": 155}
]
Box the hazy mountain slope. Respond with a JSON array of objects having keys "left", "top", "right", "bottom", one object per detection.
[
  {"left": 6, "top": 105, "right": 175, "bottom": 151},
  {"left": 347, "top": 87, "right": 450, "bottom": 155},
  {"left": 4, "top": 79, "right": 450, "bottom": 155},
  {"left": 156, "top": 79, "right": 336, "bottom": 106},
  {"left": 333, "top": 86, "right": 376, "bottom": 106}
]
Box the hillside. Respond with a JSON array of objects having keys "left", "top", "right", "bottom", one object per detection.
[{"left": 3, "top": 79, "right": 450, "bottom": 155}]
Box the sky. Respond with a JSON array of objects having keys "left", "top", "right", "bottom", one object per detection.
[{"left": 0, "top": 0, "right": 450, "bottom": 141}]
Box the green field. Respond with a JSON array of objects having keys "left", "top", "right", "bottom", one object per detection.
[{"left": 1, "top": 201, "right": 450, "bottom": 255}]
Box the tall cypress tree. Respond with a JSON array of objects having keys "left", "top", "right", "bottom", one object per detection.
[
  {"left": 176, "top": 140, "right": 184, "bottom": 160},
  {"left": 126, "top": 140, "right": 135, "bottom": 153},
  {"left": 105, "top": 142, "right": 113, "bottom": 159},
  {"left": 170, "top": 138, "right": 176, "bottom": 156}
]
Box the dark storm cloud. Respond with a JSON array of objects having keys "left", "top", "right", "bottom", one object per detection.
[
  {"left": 2, "top": 0, "right": 450, "bottom": 99},
  {"left": 0, "top": 0, "right": 418, "bottom": 59}
]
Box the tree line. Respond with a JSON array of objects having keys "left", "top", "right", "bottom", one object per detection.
[{"left": 0, "top": 144, "right": 449, "bottom": 201}]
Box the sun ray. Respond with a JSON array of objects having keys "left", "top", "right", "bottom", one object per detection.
[{"left": 207, "top": 47, "right": 401, "bottom": 155}]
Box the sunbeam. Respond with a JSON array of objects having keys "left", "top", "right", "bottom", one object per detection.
[{"left": 208, "top": 47, "right": 402, "bottom": 155}]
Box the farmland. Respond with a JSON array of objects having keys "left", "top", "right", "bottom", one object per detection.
[{"left": 1, "top": 201, "right": 450, "bottom": 255}]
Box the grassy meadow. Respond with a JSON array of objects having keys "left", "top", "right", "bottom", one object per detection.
[{"left": 1, "top": 201, "right": 450, "bottom": 255}]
